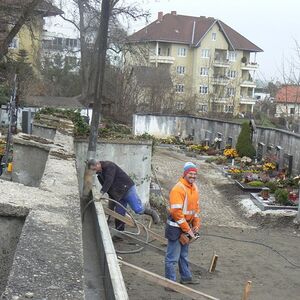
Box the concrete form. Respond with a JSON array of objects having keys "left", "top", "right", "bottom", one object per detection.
[{"left": 75, "top": 139, "right": 152, "bottom": 204}]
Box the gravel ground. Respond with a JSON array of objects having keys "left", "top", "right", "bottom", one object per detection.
[{"left": 117, "top": 147, "right": 300, "bottom": 300}]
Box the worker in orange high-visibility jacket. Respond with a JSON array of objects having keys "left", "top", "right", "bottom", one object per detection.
[{"left": 165, "top": 162, "right": 201, "bottom": 287}]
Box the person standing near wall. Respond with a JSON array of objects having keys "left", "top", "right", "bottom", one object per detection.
[
  {"left": 165, "top": 162, "right": 201, "bottom": 286},
  {"left": 87, "top": 159, "right": 160, "bottom": 233}
]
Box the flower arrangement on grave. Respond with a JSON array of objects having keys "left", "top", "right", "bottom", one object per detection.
[
  {"left": 223, "top": 148, "right": 238, "bottom": 158},
  {"left": 188, "top": 144, "right": 210, "bottom": 153},
  {"left": 228, "top": 167, "right": 241, "bottom": 174},
  {"left": 240, "top": 156, "right": 252, "bottom": 166},
  {"left": 262, "top": 162, "right": 276, "bottom": 171},
  {"left": 0, "top": 139, "right": 6, "bottom": 156}
]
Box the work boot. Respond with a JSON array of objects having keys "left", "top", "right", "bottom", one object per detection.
[
  {"left": 180, "top": 278, "right": 200, "bottom": 285},
  {"left": 144, "top": 207, "right": 160, "bottom": 224}
]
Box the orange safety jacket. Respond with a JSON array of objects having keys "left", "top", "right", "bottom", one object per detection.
[{"left": 168, "top": 177, "right": 201, "bottom": 233}]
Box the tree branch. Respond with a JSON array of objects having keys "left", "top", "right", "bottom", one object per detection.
[{"left": 0, "top": 0, "right": 42, "bottom": 59}]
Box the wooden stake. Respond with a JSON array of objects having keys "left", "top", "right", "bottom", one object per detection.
[
  {"left": 120, "top": 260, "right": 219, "bottom": 300},
  {"left": 242, "top": 281, "right": 252, "bottom": 300},
  {"left": 208, "top": 254, "right": 218, "bottom": 273}
]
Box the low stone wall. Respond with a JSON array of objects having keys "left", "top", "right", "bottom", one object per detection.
[
  {"left": 133, "top": 113, "right": 300, "bottom": 174},
  {"left": 74, "top": 139, "right": 152, "bottom": 205}
]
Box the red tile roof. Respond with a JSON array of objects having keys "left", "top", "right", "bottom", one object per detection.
[
  {"left": 129, "top": 13, "right": 263, "bottom": 52},
  {"left": 276, "top": 85, "right": 300, "bottom": 103}
]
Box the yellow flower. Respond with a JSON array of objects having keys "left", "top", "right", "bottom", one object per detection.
[{"left": 223, "top": 148, "right": 238, "bottom": 158}]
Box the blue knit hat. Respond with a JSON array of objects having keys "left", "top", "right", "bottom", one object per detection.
[{"left": 183, "top": 162, "right": 197, "bottom": 176}]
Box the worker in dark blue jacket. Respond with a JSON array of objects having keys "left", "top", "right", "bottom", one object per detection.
[{"left": 88, "top": 159, "right": 160, "bottom": 231}]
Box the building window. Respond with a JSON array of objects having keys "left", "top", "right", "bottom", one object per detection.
[
  {"left": 225, "top": 105, "right": 234, "bottom": 113},
  {"left": 158, "top": 47, "right": 161, "bottom": 55},
  {"left": 177, "top": 48, "right": 187, "bottom": 57},
  {"left": 228, "top": 51, "right": 236, "bottom": 62},
  {"left": 9, "top": 37, "right": 19, "bottom": 49},
  {"left": 176, "top": 66, "right": 186, "bottom": 75},
  {"left": 199, "top": 104, "right": 208, "bottom": 112},
  {"left": 227, "top": 70, "right": 236, "bottom": 78},
  {"left": 66, "top": 38, "right": 78, "bottom": 48},
  {"left": 200, "top": 67, "right": 209, "bottom": 76},
  {"left": 175, "top": 84, "right": 184, "bottom": 93},
  {"left": 212, "top": 32, "right": 217, "bottom": 41},
  {"left": 227, "top": 87, "right": 235, "bottom": 96},
  {"left": 290, "top": 107, "right": 295, "bottom": 115},
  {"left": 199, "top": 85, "right": 209, "bottom": 94},
  {"left": 201, "top": 49, "right": 210, "bottom": 58},
  {"left": 176, "top": 102, "right": 184, "bottom": 110}
]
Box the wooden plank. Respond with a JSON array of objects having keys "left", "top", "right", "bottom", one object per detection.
[
  {"left": 112, "top": 228, "right": 207, "bottom": 273},
  {"left": 208, "top": 254, "right": 218, "bottom": 273},
  {"left": 241, "top": 281, "right": 252, "bottom": 300},
  {"left": 120, "top": 260, "right": 220, "bottom": 300}
]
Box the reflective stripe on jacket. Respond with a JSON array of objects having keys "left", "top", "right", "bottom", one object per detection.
[{"left": 168, "top": 177, "right": 200, "bottom": 232}]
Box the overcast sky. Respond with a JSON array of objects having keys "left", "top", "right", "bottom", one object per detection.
[{"left": 47, "top": 0, "right": 300, "bottom": 82}]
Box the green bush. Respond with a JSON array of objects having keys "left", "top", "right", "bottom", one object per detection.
[
  {"left": 265, "top": 181, "right": 278, "bottom": 193},
  {"left": 35, "top": 108, "right": 90, "bottom": 136},
  {"left": 274, "top": 189, "right": 289, "bottom": 205},
  {"left": 236, "top": 122, "right": 256, "bottom": 158},
  {"left": 248, "top": 180, "right": 264, "bottom": 187},
  {"left": 205, "top": 157, "right": 217, "bottom": 163}
]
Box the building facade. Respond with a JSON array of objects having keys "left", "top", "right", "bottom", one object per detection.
[
  {"left": 128, "top": 11, "right": 263, "bottom": 115},
  {"left": 41, "top": 31, "right": 81, "bottom": 71},
  {"left": 1, "top": 0, "right": 62, "bottom": 70},
  {"left": 275, "top": 85, "right": 300, "bottom": 118}
]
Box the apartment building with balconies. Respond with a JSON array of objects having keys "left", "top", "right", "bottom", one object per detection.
[{"left": 127, "top": 11, "right": 263, "bottom": 115}]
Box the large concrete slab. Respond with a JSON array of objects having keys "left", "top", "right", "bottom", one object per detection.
[{"left": 0, "top": 121, "right": 84, "bottom": 299}]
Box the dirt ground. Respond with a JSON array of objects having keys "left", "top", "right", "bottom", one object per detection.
[{"left": 116, "top": 147, "right": 300, "bottom": 300}]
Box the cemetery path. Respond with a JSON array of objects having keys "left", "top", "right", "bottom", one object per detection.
[
  {"left": 118, "top": 147, "right": 300, "bottom": 300},
  {"left": 152, "top": 147, "right": 253, "bottom": 228}
]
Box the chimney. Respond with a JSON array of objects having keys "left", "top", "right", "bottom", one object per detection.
[
  {"left": 157, "top": 11, "right": 163, "bottom": 22},
  {"left": 171, "top": 11, "right": 177, "bottom": 15}
]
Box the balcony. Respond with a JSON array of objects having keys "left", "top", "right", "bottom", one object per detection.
[
  {"left": 149, "top": 55, "right": 175, "bottom": 64},
  {"left": 240, "top": 95, "right": 256, "bottom": 104},
  {"left": 212, "top": 76, "right": 229, "bottom": 86},
  {"left": 241, "top": 62, "right": 259, "bottom": 71},
  {"left": 211, "top": 97, "right": 229, "bottom": 103},
  {"left": 213, "top": 59, "right": 230, "bottom": 68},
  {"left": 240, "top": 80, "right": 256, "bottom": 88}
]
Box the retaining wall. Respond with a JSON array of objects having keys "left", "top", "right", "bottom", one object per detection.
[{"left": 133, "top": 113, "right": 300, "bottom": 174}]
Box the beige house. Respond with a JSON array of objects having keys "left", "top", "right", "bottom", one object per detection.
[
  {"left": 127, "top": 11, "right": 263, "bottom": 115},
  {"left": 275, "top": 85, "right": 300, "bottom": 118}
]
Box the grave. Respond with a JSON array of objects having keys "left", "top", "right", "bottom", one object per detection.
[
  {"left": 257, "top": 142, "right": 265, "bottom": 162},
  {"left": 283, "top": 153, "right": 293, "bottom": 177},
  {"left": 227, "top": 136, "right": 233, "bottom": 147}
]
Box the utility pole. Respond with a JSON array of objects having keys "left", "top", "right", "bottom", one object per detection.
[{"left": 82, "top": 0, "right": 111, "bottom": 201}]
